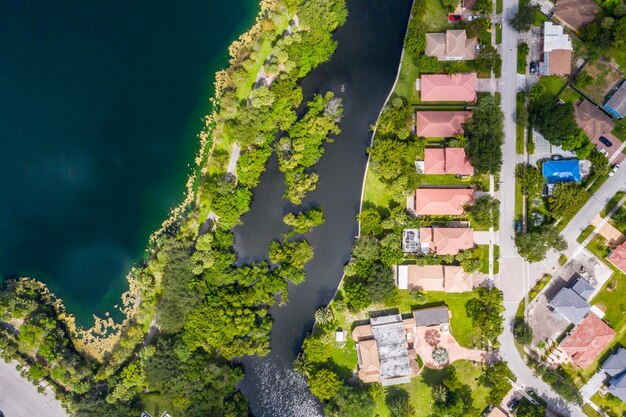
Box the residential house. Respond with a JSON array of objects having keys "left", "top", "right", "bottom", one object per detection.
[
  {"left": 570, "top": 274, "right": 595, "bottom": 300},
  {"left": 549, "top": 285, "right": 591, "bottom": 324},
  {"left": 413, "top": 305, "right": 451, "bottom": 328},
  {"left": 540, "top": 22, "right": 572, "bottom": 76},
  {"left": 602, "top": 348, "right": 626, "bottom": 402},
  {"left": 422, "top": 147, "right": 475, "bottom": 176},
  {"left": 420, "top": 73, "right": 477, "bottom": 102},
  {"left": 560, "top": 312, "right": 616, "bottom": 369},
  {"left": 396, "top": 264, "right": 474, "bottom": 292},
  {"left": 553, "top": 0, "right": 598, "bottom": 31},
  {"left": 542, "top": 159, "right": 582, "bottom": 195},
  {"left": 417, "top": 226, "right": 474, "bottom": 255},
  {"left": 605, "top": 81, "right": 626, "bottom": 119},
  {"left": 352, "top": 314, "right": 419, "bottom": 385},
  {"left": 410, "top": 187, "right": 475, "bottom": 216},
  {"left": 608, "top": 240, "right": 626, "bottom": 274},
  {"left": 486, "top": 407, "right": 510, "bottom": 417},
  {"left": 425, "top": 30, "right": 477, "bottom": 61},
  {"left": 416, "top": 111, "right": 472, "bottom": 138},
  {"left": 574, "top": 99, "right": 620, "bottom": 153}
]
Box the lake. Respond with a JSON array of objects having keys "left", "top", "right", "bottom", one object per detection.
[
  {"left": 0, "top": 1, "right": 258, "bottom": 326},
  {"left": 233, "top": 0, "right": 412, "bottom": 415}
]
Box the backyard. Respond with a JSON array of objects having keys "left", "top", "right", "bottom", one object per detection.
[{"left": 576, "top": 59, "right": 623, "bottom": 104}]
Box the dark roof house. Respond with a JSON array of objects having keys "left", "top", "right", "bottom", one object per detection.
[
  {"left": 549, "top": 287, "right": 591, "bottom": 324},
  {"left": 608, "top": 373, "right": 626, "bottom": 402},
  {"left": 571, "top": 275, "right": 595, "bottom": 300},
  {"left": 603, "top": 348, "right": 626, "bottom": 377},
  {"left": 553, "top": 0, "right": 598, "bottom": 31},
  {"left": 413, "top": 306, "right": 450, "bottom": 327},
  {"left": 605, "top": 81, "right": 626, "bottom": 119}
]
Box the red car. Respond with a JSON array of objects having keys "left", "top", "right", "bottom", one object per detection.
[{"left": 448, "top": 14, "right": 462, "bottom": 21}]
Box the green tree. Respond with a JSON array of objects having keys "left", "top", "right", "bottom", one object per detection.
[
  {"left": 515, "top": 225, "right": 567, "bottom": 262},
  {"left": 468, "top": 196, "right": 500, "bottom": 229},
  {"left": 283, "top": 207, "right": 325, "bottom": 233},
  {"left": 465, "top": 95, "right": 504, "bottom": 174},
  {"left": 517, "top": 400, "right": 546, "bottom": 417},
  {"left": 474, "top": 0, "right": 493, "bottom": 12},
  {"left": 511, "top": 2, "right": 540, "bottom": 32},
  {"left": 479, "top": 361, "right": 514, "bottom": 405},
  {"left": 309, "top": 369, "right": 343, "bottom": 400},
  {"left": 302, "top": 335, "right": 332, "bottom": 364},
  {"left": 549, "top": 183, "right": 588, "bottom": 220},
  {"left": 325, "top": 385, "right": 376, "bottom": 417},
  {"left": 465, "top": 287, "right": 504, "bottom": 343},
  {"left": 516, "top": 164, "right": 544, "bottom": 199},
  {"left": 344, "top": 278, "right": 371, "bottom": 311},
  {"left": 456, "top": 249, "right": 483, "bottom": 273},
  {"left": 358, "top": 207, "right": 384, "bottom": 235},
  {"left": 476, "top": 45, "right": 502, "bottom": 74},
  {"left": 514, "top": 319, "right": 534, "bottom": 345}
]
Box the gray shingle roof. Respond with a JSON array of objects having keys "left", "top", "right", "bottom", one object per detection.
[
  {"left": 413, "top": 306, "right": 450, "bottom": 327},
  {"left": 603, "top": 348, "right": 626, "bottom": 377},
  {"left": 370, "top": 314, "right": 411, "bottom": 385},
  {"left": 606, "top": 82, "right": 626, "bottom": 118},
  {"left": 609, "top": 372, "right": 626, "bottom": 402},
  {"left": 549, "top": 287, "right": 590, "bottom": 324},
  {"left": 571, "top": 276, "right": 594, "bottom": 300}
]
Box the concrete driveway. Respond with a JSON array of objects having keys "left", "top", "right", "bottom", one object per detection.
[{"left": 0, "top": 360, "right": 68, "bottom": 417}]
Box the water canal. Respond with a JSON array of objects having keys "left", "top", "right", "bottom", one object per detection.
[
  {"left": 233, "top": 1, "right": 412, "bottom": 415},
  {"left": 0, "top": 1, "right": 257, "bottom": 326}
]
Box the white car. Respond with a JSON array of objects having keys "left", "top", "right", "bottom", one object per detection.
[
  {"left": 610, "top": 164, "right": 620, "bottom": 176},
  {"left": 466, "top": 15, "right": 480, "bottom": 21}
]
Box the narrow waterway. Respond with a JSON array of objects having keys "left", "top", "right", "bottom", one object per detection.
[{"left": 233, "top": 1, "right": 412, "bottom": 415}]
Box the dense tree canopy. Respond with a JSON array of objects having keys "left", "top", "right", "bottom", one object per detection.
[{"left": 465, "top": 95, "right": 504, "bottom": 174}]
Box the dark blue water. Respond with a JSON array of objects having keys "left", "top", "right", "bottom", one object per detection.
[{"left": 0, "top": 1, "right": 257, "bottom": 326}]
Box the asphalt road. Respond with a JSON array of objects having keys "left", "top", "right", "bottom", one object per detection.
[{"left": 0, "top": 360, "right": 68, "bottom": 417}]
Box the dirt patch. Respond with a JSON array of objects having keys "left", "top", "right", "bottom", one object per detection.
[{"left": 580, "top": 59, "right": 623, "bottom": 103}]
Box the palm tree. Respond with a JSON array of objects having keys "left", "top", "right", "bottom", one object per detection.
[
  {"left": 424, "top": 329, "right": 440, "bottom": 347},
  {"left": 432, "top": 347, "right": 449, "bottom": 365},
  {"left": 314, "top": 306, "right": 334, "bottom": 326},
  {"left": 293, "top": 354, "right": 312, "bottom": 376},
  {"left": 432, "top": 385, "right": 448, "bottom": 404}
]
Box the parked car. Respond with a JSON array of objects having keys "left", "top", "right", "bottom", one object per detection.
[
  {"left": 507, "top": 398, "right": 520, "bottom": 411},
  {"left": 529, "top": 61, "right": 537, "bottom": 75},
  {"left": 551, "top": 154, "right": 563, "bottom": 160},
  {"left": 516, "top": 220, "right": 522, "bottom": 234},
  {"left": 466, "top": 15, "right": 480, "bottom": 21},
  {"left": 610, "top": 164, "right": 620, "bottom": 176},
  {"left": 448, "top": 14, "right": 462, "bottom": 21},
  {"left": 599, "top": 135, "right": 613, "bottom": 147}
]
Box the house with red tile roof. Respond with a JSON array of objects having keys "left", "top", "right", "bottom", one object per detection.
[
  {"left": 553, "top": 0, "right": 598, "bottom": 31},
  {"left": 418, "top": 227, "right": 474, "bottom": 255},
  {"left": 609, "top": 241, "right": 626, "bottom": 274},
  {"left": 420, "top": 73, "right": 477, "bottom": 102},
  {"left": 412, "top": 188, "right": 474, "bottom": 216},
  {"left": 396, "top": 264, "right": 474, "bottom": 292},
  {"left": 560, "top": 313, "right": 616, "bottom": 369},
  {"left": 424, "top": 148, "right": 474, "bottom": 176},
  {"left": 416, "top": 111, "right": 472, "bottom": 138}
]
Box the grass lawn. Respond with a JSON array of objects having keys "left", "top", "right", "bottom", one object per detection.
[
  {"left": 516, "top": 91, "right": 526, "bottom": 153},
  {"left": 515, "top": 177, "right": 524, "bottom": 222},
  {"left": 534, "top": 76, "right": 568, "bottom": 101},
  {"left": 476, "top": 245, "right": 500, "bottom": 274},
  {"left": 496, "top": 0, "right": 503, "bottom": 14},
  {"left": 528, "top": 274, "right": 552, "bottom": 302},
  {"left": 607, "top": 46, "right": 626, "bottom": 72},
  {"left": 496, "top": 24, "right": 502, "bottom": 45},
  {"left": 578, "top": 59, "right": 623, "bottom": 104},
  {"left": 577, "top": 225, "right": 595, "bottom": 244},
  {"left": 613, "top": 123, "right": 626, "bottom": 143},
  {"left": 591, "top": 391, "right": 626, "bottom": 416},
  {"left": 362, "top": 166, "right": 398, "bottom": 210},
  {"left": 517, "top": 44, "right": 528, "bottom": 74},
  {"left": 533, "top": 11, "right": 549, "bottom": 27},
  {"left": 582, "top": 403, "right": 603, "bottom": 417},
  {"left": 235, "top": 13, "right": 290, "bottom": 100},
  {"left": 394, "top": 52, "right": 421, "bottom": 103},
  {"left": 421, "top": 174, "right": 472, "bottom": 186},
  {"left": 601, "top": 191, "right": 626, "bottom": 217},
  {"left": 559, "top": 86, "right": 582, "bottom": 104},
  {"left": 141, "top": 393, "right": 179, "bottom": 417}
]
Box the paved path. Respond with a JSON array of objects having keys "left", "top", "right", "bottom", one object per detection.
[
  {"left": 0, "top": 360, "right": 68, "bottom": 417},
  {"left": 226, "top": 142, "right": 241, "bottom": 176}
]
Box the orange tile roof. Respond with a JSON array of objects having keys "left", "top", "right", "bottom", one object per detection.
[
  {"left": 414, "top": 188, "right": 474, "bottom": 216},
  {"left": 424, "top": 147, "right": 474, "bottom": 175},
  {"left": 609, "top": 242, "right": 626, "bottom": 275},
  {"left": 424, "top": 148, "right": 446, "bottom": 174},
  {"left": 420, "top": 73, "right": 477, "bottom": 102},
  {"left": 548, "top": 49, "right": 572, "bottom": 75},
  {"left": 416, "top": 111, "right": 472, "bottom": 138},
  {"left": 419, "top": 227, "right": 474, "bottom": 255},
  {"left": 357, "top": 339, "right": 381, "bottom": 382},
  {"left": 561, "top": 313, "right": 616, "bottom": 369},
  {"left": 404, "top": 264, "right": 473, "bottom": 292}
]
